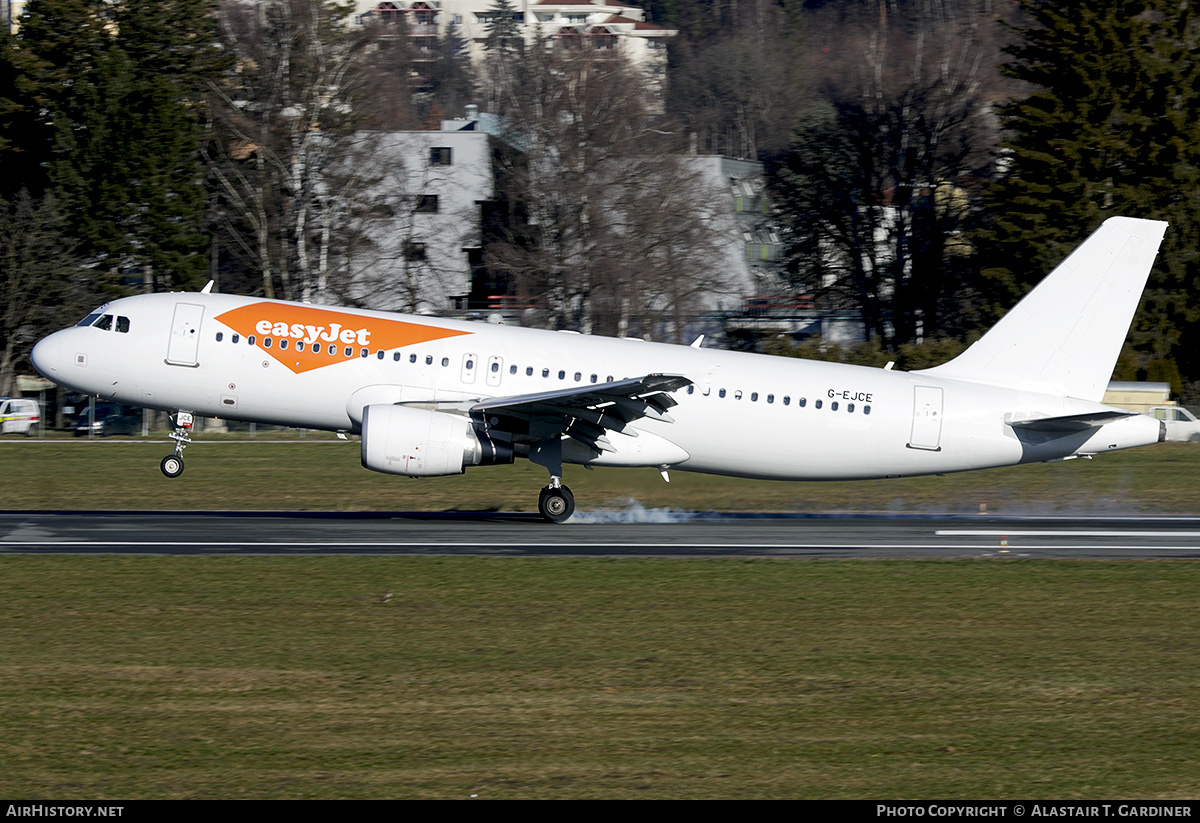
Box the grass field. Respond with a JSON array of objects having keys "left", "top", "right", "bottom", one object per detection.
[
  {"left": 3, "top": 556, "right": 1200, "bottom": 799},
  {"left": 2, "top": 435, "right": 1200, "bottom": 514},
  {"left": 2, "top": 438, "right": 1200, "bottom": 799}
]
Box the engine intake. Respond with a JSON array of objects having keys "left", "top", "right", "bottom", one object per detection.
[{"left": 361, "top": 404, "right": 513, "bottom": 477}]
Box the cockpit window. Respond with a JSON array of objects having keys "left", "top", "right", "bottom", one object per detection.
[
  {"left": 116, "top": 316, "right": 130, "bottom": 333},
  {"left": 77, "top": 312, "right": 103, "bottom": 327},
  {"left": 93, "top": 314, "right": 113, "bottom": 331}
]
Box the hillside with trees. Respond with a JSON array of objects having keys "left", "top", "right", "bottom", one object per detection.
[{"left": 0, "top": 0, "right": 1197, "bottom": 400}]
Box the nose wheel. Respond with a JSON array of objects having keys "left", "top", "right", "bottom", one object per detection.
[
  {"left": 161, "top": 411, "right": 194, "bottom": 478},
  {"left": 538, "top": 484, "right": 575, "bottom": 523}
]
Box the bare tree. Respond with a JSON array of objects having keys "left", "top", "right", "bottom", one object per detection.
[
  {"left": 774, "top": 1, "right": 1003, "bottom": 347},
  {"left": 0, "top": 192, "right": 90, "bottom": 396},
  {"left": 486, "top": 44, "right": 740, "bottom": 337},
  {"left": 205, "top": 0, "right": 374, "bottom": 301}
]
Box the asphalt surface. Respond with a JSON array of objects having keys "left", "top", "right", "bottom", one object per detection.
[{"left": 3, "top": 511, "right": 1200, "bottom": 558}]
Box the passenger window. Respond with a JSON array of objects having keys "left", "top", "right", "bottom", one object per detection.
[
  {"left": 574, "top": 372, "right": 581, "bottom": 381},
  {"left": 279, "top": 339, "right": 288, "bottom": 350},
  {"left": 767, "top": 394, "right": 774, "bottom": 403},
  {"left": 441, "top": 357, "right": 449, "bottom": 367},
  {"left": 232, "top": 334, "right": 240, "bottom": 344},
  {"left": 783, "top": 396, "right": 790, "bottom": 405},
  {"left": 734, "top": 390, "right": 743, "bottom": 400},
  {"left": 542, "top": 368, "right": 549, "bottom": 378},
  {"left": 394, "top": 352, "right": 401, "bottom": 361},
  {"left": 815, "top": 399, "right": 823, "bottom": 409},
  {"left": 344, "top": 346, "right": 352, "bottom": 357},
  {"left": 216, "top": 332, "right": 224, "bottom": 342},
  {"left": 248, "top": 335, "right": 256, "bottom": 345},
  {"left": 751, "top": 392, "right": 758, "bottom": 402},
  {"left": 263, "top": 337, "right": 272, "bottom": 348},
  {"left": 590, "top": 374, "right": 597, "bottom": 383},
  {"left": 864, "top": 405, "right": 871, "bottom": 415},
  {"left": 361, "top": 348, "right": 369, "bottom": 358},
  {"left": 719, "top": 389, "right": 726, "bottom": 398},
  {"left": 558, "top": 370, "right": 566, "bottom": 380},
  {"left": 798, "top": 397, "right": 806, "bottom": 407},
  {"left": 687, "top": 386, "right": 695, "bottom": 394},
  {"left": 426, "top": 356, "right": 433, "bottom": 365},
  {"left": 377, "top": 351, "right": 385, "bottom": 359},
  {"left": 831, "top": 401, "right": 838, "bottom": 411},
  {"left": 848, "top": 403, "right": 855, "bottom": 413}
]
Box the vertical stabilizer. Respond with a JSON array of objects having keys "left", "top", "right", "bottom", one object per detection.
[{"left": 919, "top": 217, "right": 1168, "bottom": 401}]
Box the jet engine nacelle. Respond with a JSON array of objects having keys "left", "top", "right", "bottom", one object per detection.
[{"left": 360, "top": 403, "right": 512, "bottom": 477}]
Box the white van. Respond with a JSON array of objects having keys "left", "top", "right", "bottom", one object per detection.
[
  {"left": 1148, "top": 406, "right": 1200, "bottom": 443},
  {"left": 0, "top": 398, "right": 40, "bottom": 435}
]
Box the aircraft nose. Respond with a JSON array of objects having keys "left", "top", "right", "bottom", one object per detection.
[{"left": 30, "top": 332, "right": 62, "bottom": 378}]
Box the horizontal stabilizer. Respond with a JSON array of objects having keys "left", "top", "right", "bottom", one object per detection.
[{"left": 1006, "top": 410, "right": 1137, "bottom": 433}]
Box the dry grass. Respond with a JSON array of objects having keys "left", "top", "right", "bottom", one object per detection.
[
  {"left": 1, "top": 437, "right": 1198, "bottom": 514},
  {"left": 2, "top": 557, "right": 1200, "bottom": 798}
]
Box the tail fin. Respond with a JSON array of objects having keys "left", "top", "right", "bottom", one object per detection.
[{"left": 920, "top": 216, "right": 1168, "bottom": 401}]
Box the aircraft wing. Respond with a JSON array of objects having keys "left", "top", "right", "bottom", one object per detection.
[{"left": 470, "top": 373, "right": 692, "bottom": 454}]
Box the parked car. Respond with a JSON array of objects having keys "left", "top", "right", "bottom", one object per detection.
[
  {"left": 73, "top": 403, "right": 141, "bottom": 437},
  {"left": 0, "top": 397, "right": 40, "bottom": 435},
  {"left": 1148, "top": 406, "right": 1200, "bottom": 442}
]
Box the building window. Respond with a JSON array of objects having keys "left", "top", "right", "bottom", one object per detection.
[
  {"left": 414, "top": 195, "right": 439, "bottom": 213},
  {"left": 429, "top": 147, "right": 452, "bottom": 166}
]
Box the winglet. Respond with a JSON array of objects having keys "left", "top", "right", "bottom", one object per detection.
[{"left": 200, "top": 280, "right": 214, "bottom": 294}]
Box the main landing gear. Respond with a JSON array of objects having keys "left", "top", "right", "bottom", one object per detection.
[
  {"left": 530, "top": 438, "right": 575, "bottom": 523},
  {"left": 160, "top": 411, "right": 193, "bottom": 478},
  {"left": 538, "top": 481, "right": 575, "bottom": 524}
]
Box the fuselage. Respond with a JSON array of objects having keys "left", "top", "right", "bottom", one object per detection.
[{"left": 31, "top": 291, "right": 1161, "bottom": 481}]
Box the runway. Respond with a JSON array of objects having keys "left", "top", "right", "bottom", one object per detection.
[{"left": 3, "top": 511, "right": 1200, "bottom": 558}]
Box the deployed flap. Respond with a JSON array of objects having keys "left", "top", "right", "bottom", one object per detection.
[
  {"left": 1007, "top": 410, "right": 1137, "bottom": 433},
  {"left": 471, "top": 373, "right": 692, "bottom": 455}
]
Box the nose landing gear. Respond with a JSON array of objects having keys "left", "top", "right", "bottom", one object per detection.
[{"left": 160, "top": 411, "right": 193, "bottom": 478}]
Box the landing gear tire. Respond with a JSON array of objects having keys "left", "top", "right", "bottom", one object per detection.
[
  {"left": 538, "top": 485, "right": 575, "bottom": 523},
  {"left": 160, "top": 455, "right": 185, "bottom": 478}
]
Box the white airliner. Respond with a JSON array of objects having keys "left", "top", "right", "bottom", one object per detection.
[{"left": 31, "top": 217, "right": 1168, "bottom": 521}]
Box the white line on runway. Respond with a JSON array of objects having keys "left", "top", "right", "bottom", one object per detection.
[{"left": 937, "top": 530, "right": 1200, "bottom": 537}]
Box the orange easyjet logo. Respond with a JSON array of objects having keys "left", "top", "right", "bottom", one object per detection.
[{"left": 214, "top": 302, "right": 471, "bottom": 374}]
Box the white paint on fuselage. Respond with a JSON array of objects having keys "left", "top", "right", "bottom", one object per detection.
[{"left": 32, "top": 291, "right": 1160, "bottom": 483}]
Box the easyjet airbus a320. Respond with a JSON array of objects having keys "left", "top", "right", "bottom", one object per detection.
[{"left": 32, "top": 217, "right": 1168, "bottom": 521}]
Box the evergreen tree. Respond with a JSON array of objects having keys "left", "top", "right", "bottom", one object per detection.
[
  {"left": 984, "top": 0, "right": 1200, "bottom": 388},
  {"left": 110, "top": 0, "right": 227, "bottom": 289},
  {"left": 482, "top": 0, "right": 522, "bottom": 56},
  {"left": 6, "top": 0, "right": 226, "bottom": 288},
  {"left": 1, "top": 0, "right": 113, "bottom": 199}
]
